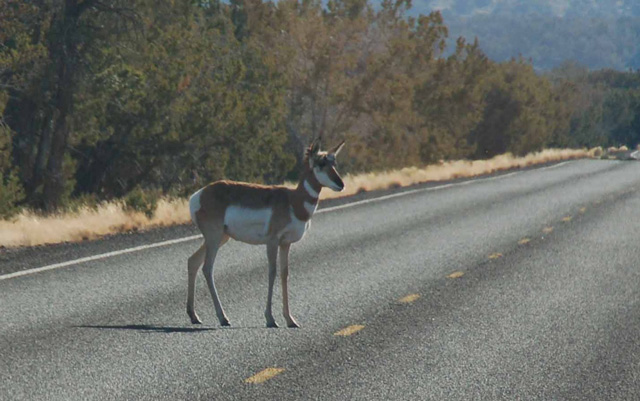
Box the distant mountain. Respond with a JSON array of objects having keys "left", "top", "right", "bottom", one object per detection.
[
  {"left": 401, "top": 0, "right": 640, "bottom": 70},
  {"left": 409, "top": 0, "right": 640, "bottom": 19}
]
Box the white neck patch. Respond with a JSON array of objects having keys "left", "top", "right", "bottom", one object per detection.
[
  {"left": 303, "top": 179, "right": 319, "bottom": 199},
  {"left": 303, "top": 201, "right": 318, "bottom": 216}
]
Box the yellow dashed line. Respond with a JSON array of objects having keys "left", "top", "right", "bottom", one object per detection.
[
  {"left": 579, "top": 207, "right": 587, "bottom": 213},
  {"left": 398, "top": 293, "right": 421, "bottom": 304},
  {"left": 447, "top": 271, "right": 464, "bottom": 279},
  {"left": 518, "top": 238, "right": 531, "bottom": 245},
  {"left": 488, "top": 253, "right": 503, "bottom": 260},
  {"left": 245, "top": 368, "right": 285, "bottom": 384},
  {"left": 334, "top": 325, "right": 365, "bottom": 336},
  {"left": 542, "top": 226, "right": 554, "bottom": 234},
  {"left": 561, "top": 216, "right": 572, "bottom": 222}
]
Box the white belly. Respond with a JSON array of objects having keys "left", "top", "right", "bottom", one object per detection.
[
  {"left": 280, "top": 210, "right": 310, "bottom": 244},
  {"left": 224, "top": 206, "right": 272, "bottom": 244}
]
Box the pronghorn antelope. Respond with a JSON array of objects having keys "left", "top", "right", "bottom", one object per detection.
[{"left": 187, "top": 139, "right": 345, "bottom": 328}]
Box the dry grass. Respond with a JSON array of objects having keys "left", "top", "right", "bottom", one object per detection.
[
  {"left": 0, "top": 148, "right": 598, "bottom": 248},
  {"left": 0, "top": 198, "right": 189, "bottom": 248},
  {"left": 319, "top": 148, "right": 598, "bottom": 200}
]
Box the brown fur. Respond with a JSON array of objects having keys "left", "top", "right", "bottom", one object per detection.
[{"left": 197, "top": 160, "right": 325, "bottom": 229}]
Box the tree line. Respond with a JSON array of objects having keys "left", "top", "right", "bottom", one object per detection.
[{"left": 1, "top": 0, "right": 639, "bottom": 218}]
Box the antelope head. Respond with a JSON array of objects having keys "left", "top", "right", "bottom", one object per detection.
[{"left": 307, "top": 139, "right": 345, "bottom": 192}]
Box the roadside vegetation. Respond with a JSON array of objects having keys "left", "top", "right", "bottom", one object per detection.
[
  {"left": 1, "top": 0, "right": 639, "bottom": 246},
  {"left": 0, "top": 147, "right": 600, "bottom": 248}
]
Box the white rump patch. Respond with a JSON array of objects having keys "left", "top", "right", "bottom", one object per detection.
[
  {"left": 189, "top": 188, "right": 204, "bottom": 225},
  {"left": 224, "top": 206, "right": 273, "bottom": 244}
]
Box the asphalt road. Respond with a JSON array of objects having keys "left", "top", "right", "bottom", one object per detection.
[{"left": 2, "top": 159, "right": 640, "bottom": 400}]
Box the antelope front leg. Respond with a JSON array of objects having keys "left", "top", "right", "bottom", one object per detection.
[
  {"left": 280, "top": 243, "right": 299, "bottom": 328},
  {"left": 265, "top": 241, "right": 279, "bottom": 328},
  {"left": 187, "top": 243, "right": 206, "bottom": 324}
]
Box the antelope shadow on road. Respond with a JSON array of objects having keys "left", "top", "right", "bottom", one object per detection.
[{"left": 73, "top": 324, "right": 251, "bottom": 333}]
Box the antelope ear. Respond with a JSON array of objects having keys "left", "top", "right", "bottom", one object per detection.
[
  {"left": 307, "top": 137, "right": 321, "bottom": 157},
  {"left": 329, "top": 140, "right": 345, "bottom": 156},
  {"left": 307, "top": 138, "right": 321, "bottom": 168}
]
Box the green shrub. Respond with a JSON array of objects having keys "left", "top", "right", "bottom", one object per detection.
[
  {"left": 61, "top": 193, "right": 100, "bottom": 213},
  {"left": 124, "top": 187, "right": 160, "bottom": 218},
  {"left": 0, "top": 171, "right": 25, "bottom": 220}
]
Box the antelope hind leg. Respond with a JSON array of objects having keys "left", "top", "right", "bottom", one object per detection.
[{"left": 187, "top": 243, "right": 206, "bottom": 324}]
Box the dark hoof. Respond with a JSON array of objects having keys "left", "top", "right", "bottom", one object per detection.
[
  {"left": 266, "top": 321, "right": 279, "bottom": 328},
  {"left": 220, "top": 319, "right": 231, "bottom": 327},
  {"left": 188, "top": 311, "right": 202, "bottom": 325},
  {"left": 286, "top": 317, "right": 300, "bottom": 328}
]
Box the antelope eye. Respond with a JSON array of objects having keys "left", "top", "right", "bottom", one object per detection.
[{"left": 317, "top": 158, "right": 327, "bottom": 168}]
